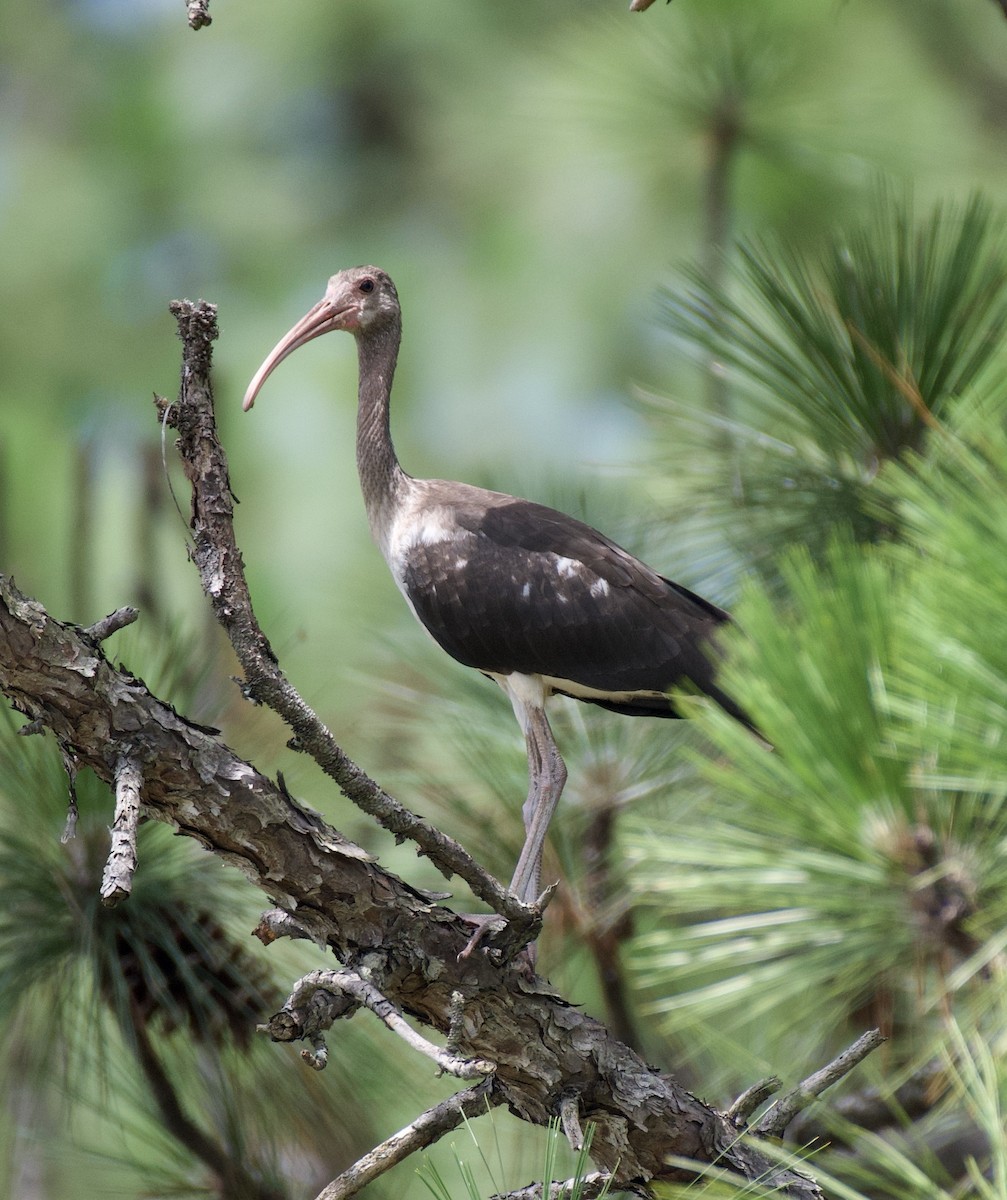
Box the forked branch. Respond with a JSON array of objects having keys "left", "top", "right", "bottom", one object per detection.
[
  {"left": 153, "top": 297, "right": 865, "bottom": 1198},
  {"left": 752, "top": 1029, "right": 886, "bottom": 1138},
  {"left": 263, "top": 967, "right": 496, "bottom": 1079},
  {"left": 0, "top": 294, "right": 886, "bottom": 1200},
  {"left": 160, "top": 300, "right": 541, "bottom": 944}
]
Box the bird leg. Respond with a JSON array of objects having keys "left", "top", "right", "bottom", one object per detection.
[
  {"left": 509, "top": 705, "right": 567, "bottom": 905},
  {"left": 458, "top": 703, "right": 565, "bottom": 963}
]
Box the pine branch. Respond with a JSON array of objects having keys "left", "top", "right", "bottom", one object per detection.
[
  {"left": 0, "top": 569, "right": 833, "bottom": 1193},
  {"left": 265, "top": 968, "right": 496, "bottom": 1079},
  {"left": 0, "top": 294, "right": 889, "bottom": 1197},
  {"left": 160, "top": 299, "right": 543, "bottom": 954}
]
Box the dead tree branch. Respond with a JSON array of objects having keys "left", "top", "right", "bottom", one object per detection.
[
  {"left": 0, "top": 570, "right": 834, "bottom": 1193},
  {"left": 269, "top": 967, "right": 496, "bottom": 1079},
  {"left": 100, "top": 753, "right": 143, "bottom": 906},
  {"left": 0, "top": 296, "right": 889, "bottom": 1197},
  {"left": 85, "top": 606, "right": 139, "bottom": 643},
  {"left": 727, "top": 1076, "right": 782, "bottom": 1124},
  {"left": 753, "top": 1029, "right": 887, "bottom": 1138},
  {"left": 160, "top": 299, "right": 542, "bottom": 952},
  {"left": 313, "top": 1079, "right": 500, "bottom": 1200},
  {"left": 785, "top": 1059, "right": 945, "bottom": 1146},
  {"left": 185, "top": 0, "right": 211, "bottom": 30}
]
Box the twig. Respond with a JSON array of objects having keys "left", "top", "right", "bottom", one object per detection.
[
  {"left": 163, "top": 300, "right": 542, "bottom": 945},
  {"left": 301, "top": 1036, "right": 329, "bottom": 1072},
  {"left": 753, "top": 1029, "right": 886, "bottom": 1138},
  {"left": 84, "top": 606, "right": 139, "bottom": 643},
  {"left": 727, "top": 1076, "right": 782, "bottom": 1124},
  {"left": 59, "top": 743, "right": 80, "bottom": 843},
  {"left": 445, "top": 990, "right": 467, "bottom": 1055},
  {"left": 185, "top": 0, "right": 212, "bottom": 29},
  {"left": 491, "top": 1174, "right": 614, "bottom": 1200},
  {"left": 252, "top": 907, "right": 321, "bottom": 946},
  {"left": 786, "top": 1060, "right": 945, "bottom": 1145},
  {"left": 313, "top": 1079, "right": 499, "bottom": 1200},
  {"left": 100, "top": 754, "right": 143, "bottom": 906},
  {"left": 559, "top": 1092, "right": 584, "bottom": 1151},
  {"left": 0, "top": 569, "right": 838, "bottom": 1198},
  {"left": 272, "top": 969, "right": 496, "bottom": 1079},
  {"left": 260, "top": 976, "right": 358, "bottom": 1050}
]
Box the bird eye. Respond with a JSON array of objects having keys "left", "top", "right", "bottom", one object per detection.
[{"left": 359, "top": 278, "right": 375, "bottom": 294}]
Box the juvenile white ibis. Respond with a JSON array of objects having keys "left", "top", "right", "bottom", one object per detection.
[{"left": 243, "top": 266, "right": 753, "bottom": 925}]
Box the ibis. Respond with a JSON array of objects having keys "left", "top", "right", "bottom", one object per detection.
[{"left": 243, "top": 266, "right": 753, "bottom": 934}]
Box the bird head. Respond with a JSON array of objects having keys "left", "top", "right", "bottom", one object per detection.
[{"left": 242, "top": 266, "right": 399, "bottom": 411}]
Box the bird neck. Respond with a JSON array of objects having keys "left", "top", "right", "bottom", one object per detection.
[{"left": 355, "top": 318, "right": 409, "bottom": 538}]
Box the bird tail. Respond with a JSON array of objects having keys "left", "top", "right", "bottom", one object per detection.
[{"left": 704, "top": 684, "right": 771, "bottom": 748}]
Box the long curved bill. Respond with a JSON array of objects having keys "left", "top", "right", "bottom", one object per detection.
[{"left": 242, "top": 298, "right": 350, "bottom": 411}]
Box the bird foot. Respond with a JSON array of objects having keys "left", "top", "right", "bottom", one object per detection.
[
  {"left": 457, "top": 913, "right": 510, "bottom": 961},
  {"left": 457, "top": 884, "right": 557, "bottom": 966}
]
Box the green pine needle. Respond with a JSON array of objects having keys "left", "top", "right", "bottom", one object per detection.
[{"left": 651, "top": 192, "right": 1007, "bottom": 562}]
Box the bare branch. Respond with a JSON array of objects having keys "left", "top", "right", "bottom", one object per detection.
[
  {"left": 753, "top": 1029, "right": 886, "bottom": 1138},
  {"left": 185, "top": 0, "right": 211, "bottom": 29},
  {"left": 163, "top": 299, "right": 542, "bottom": 947},
  {"left": 786, "top": 1060, "right": 945, "bottom": 1145},
  {"left": 100, "top": 754, "right": 143, "bottom": 906},
  {"left": 272, "top": 968, "right": 496, "bottom": 1079},
  {"left": 558, "top": 1092, "right": 584, "bottom": 1152},
  {"left": 491, "top": 1174, "right": 614, "bottom": 1200},
  {"left": 0, "top": 567, "right": 835, "bottom": 1194},
  {"left": 2, "top": 535, "right": 835, "bottom": 1194},
  {"left": 314, "top": 1079, "right": 499, "bottom": 1200},
  {"left": 253, "top": 907, "right": 321, "bottom": 946},
  {"left": 727, "top": 1076, "right": 782, "bottom": 1124},
  {"left": 84, "top": 606, "right": 139, "bottom": 643},
  {"left": 154, "top": 297, "right": 843, "bottom": 1194}
]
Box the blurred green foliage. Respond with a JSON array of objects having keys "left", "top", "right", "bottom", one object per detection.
[
  {"left": 3, "top": 0, "right": 1007, "bottom": 1196},
  {"left": 655, "top": 193, "right": 1007, "bottom": 562}
]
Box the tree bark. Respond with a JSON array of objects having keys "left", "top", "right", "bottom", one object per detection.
[
  {"left": 0, "top": 571, "right": 830, "bottom": 1195},
  {"left": 0, "top": 296, "right": 840, "bottom": 1197}
]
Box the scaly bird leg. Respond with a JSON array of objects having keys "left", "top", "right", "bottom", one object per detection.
[
  {"left": 509, "top": 704, "right": 567, "bottom": 905},
  {"left": 458, "top": 701, "right": 566, "bottom": 962}
]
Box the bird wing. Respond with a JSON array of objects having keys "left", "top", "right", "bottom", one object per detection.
[{"left": 396, "top": 496, "right": 731, "bottom": 708}]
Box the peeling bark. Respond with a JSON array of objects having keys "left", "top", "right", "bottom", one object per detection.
[
  {"left": 0, "top": 576, "right": 829, "bottom": 1195},
  {"left": 0, "top": 295, "right": 847, "bottom": 1197}
]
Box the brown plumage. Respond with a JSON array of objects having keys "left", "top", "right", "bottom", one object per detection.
[{"left": 243, "top": 266, "right": 753, "bottom": 923}]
